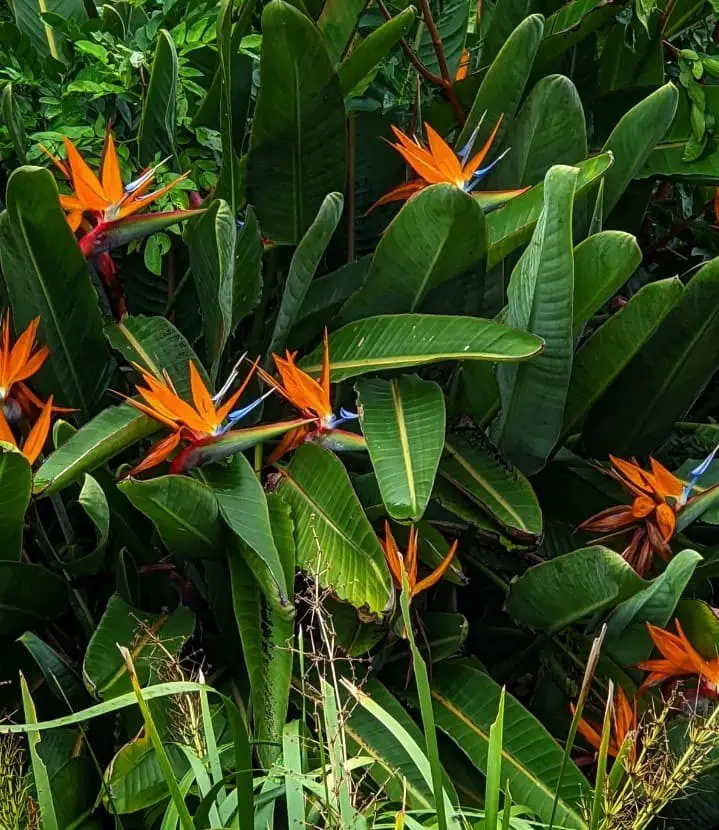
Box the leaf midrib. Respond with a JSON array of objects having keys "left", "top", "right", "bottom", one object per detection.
[{"left": 391, "top": 380, "right": 417, "bottom": 515}]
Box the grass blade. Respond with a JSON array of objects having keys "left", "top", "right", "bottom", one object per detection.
[
  {"left": 19, "top": 674, "right": 58, "bottom": 830},
  {"left": 485, "top": 688, "right": 506, "bottom": 829},
  {"left": 283, "top": 720, "right": 305, "bottom": 829},
  {"left": 589, "top": 680, "right": 614, "bottom": 830}
]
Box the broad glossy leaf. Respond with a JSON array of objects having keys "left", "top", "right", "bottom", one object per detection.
[
  {"left": 34, "top": 405, "right": 159, "bottom": 495},
  {"left": 491, "top": 74, "right": 587, "bottom": 189},
  {"left": 505, "top": 546, "right": 646, "bottom": 633},
  {"left": 486, "top": 153, "right": 613, "bottom": 268},
  {"left": 275, "top": 443, "right": 392, "bottom": 615},
  {"left": 18, "top": 632, "right": 87, "bottom": 708},
  {"left": 83, "top": 593, "right": 195, "bottom": 699},
  {"left": 601, "top": 83, "right": 678, "bottom": 217},
  {"left": 62, "top": 474, "right": 110, "bottom": 577},
  {"left": 564, "top": 278, "right": 682, "bottom": 436},
  {"left": 187, "top": 199, "right": 236, "bottom": 376},
  {"left": 344, "top": 675, "right": 458, "bottom": 809},
  {"left": 339, "top": 184, "right": 486, "bottom": 321},
  {"left": 227, "top": 494, "right": 295, "bottom": 768},
  {"left": 0, "top": 562, "right": 69, "bottom": 638},
  {"left": 266, "top": 192, "right": 344, "bottom": 360},
  {"left": 481, "top": 0, "right": 533, "bottom": 65},
  {"left": 357, "top": 375, "right": 445, "bottom": 521},
  {"left": 583, "top": 257, "right": 719, "bottom": 456},
  {"left": 0, "top": 167, "right": 111, "bottom": 417},
  {"left": 0, "top": 446, "right": 32, "bottom": 561},
  {"left": 201, "top": 453, "right": 292, "bottom": 612},
  {"left": 1, "top": 83, "right": 26, "bottom": 162},
  {"left": 338, "top": 7, "right": 415, "bottom": 95},
  {"left": 572, "top": 231, "right": 641, "bottom": 332},
  {"left": 119, "top": 474, "right": 223, "bottom": 558},
  {"left": 10, "top": 0, "right": 86, "bottom": 59},
  {"left": 318, "top": 0, "right": 366, "bottom": 63},
  {"left": 424, "top": 660, "right": 589, "bottom": 829},
  {"left": 494, "top": 165, "right": 578, "bottom": 475},
  {"left": 138, "top": 29, "right": 178, "bottom": 164},
  {"left": 233, "top": 206, "right": 263, "bottom": 328},
  {"left": 417, "top": 0, "right": 469, "bottom": 79},
  {"left": 535, "top": 0, "right": 618, "bottom": 67},
  {"left": 457, "top": 14, "right": 544, "bottom": 151},
  {"left": 604, "top": 549, "right": 701, "bottom": 665},
  {"left": 439, "top": 427, "right": 542, "bottom": 542},
  {"left": 300, "top": 314, "right": 543, "bottom": 382},
  {"left": 105, "top": 314, "right": 207, "bottom": 398},
  {"left": 247, "top": 1, "right": 346, "bottom": 244}
]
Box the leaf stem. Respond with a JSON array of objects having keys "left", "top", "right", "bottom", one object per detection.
[{"left": 417, "top": 0, "right": 466, "bottom": 125}]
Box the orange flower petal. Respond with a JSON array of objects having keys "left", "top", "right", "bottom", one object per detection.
[
  {"left": 413, "top": 539, "right": 458, "bottom": 596},
  {"left": 609, "top": 455, "right": 653, "bottom": 495},
  {"left": 631, "top": 494, "right": 655, "bottom": 519},
  {"left": 462, "top": 115, "right": 504, "bottom": 179},
  {"left": 101, "top": 128, "right": 124, "bottom": 204},
  {"left": 22, "top": 395, "right": 53, "bottom": 465},
  {"left": 63, "top": 137, "right": 109, "bottom": 211},
  {"left": 654, "top": 502, "right": 676, "bottom": 543},
  {"left": 266, "top": 424, "right": 310, "bottom": 466},
  {"left": 648, "top": 457, "right": 684, "bottom": 500},
  {"left": 424, "top": 123, "right": 464, "bottom": 184},
  {"left": 189, "top": 362, "right": 218, "bottom": 432},
  {"left": 116, "top": 172, "right": 190, "bottom": 219},
  {"left": 366, "top": 180, "right": 427, "bottom": 212},
  {"left": 320, "top": 329, "right": 331, "bottom": 403},
  {"left": 123, "top": 429, "right": 183, "bottom": 478},
  {"left": 0, "top": 408, "right": 17, "bottom": 447}
]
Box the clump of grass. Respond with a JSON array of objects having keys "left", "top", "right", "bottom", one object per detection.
[{"left": 0, "top": 730, "right": 34, "bottom": 830}]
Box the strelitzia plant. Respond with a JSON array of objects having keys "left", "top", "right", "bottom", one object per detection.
[
  {"left": 380, "top": 521, "right": 458, "bottom": 601},
  {"left": 637, "top": 619, "right": 719, "bottom": 695},
  {"left": 371, "top": 114, "right": 527, "bottom": 210},
  {"left": 0, "top": 395, "right": 53, "bottom": 466}
]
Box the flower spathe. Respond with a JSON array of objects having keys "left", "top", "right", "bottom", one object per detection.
[
  {"left": 577, "top": 455, "right": 684, "bottom": 576},
  {"left": 121, "top": 358, "right": 270, "bottom": 477},
  {"left": 370, "top": 115, "right": 527, "bottom": 211},
  {"left": 573, "top": 685, "right": 637, "bottom": 759},
  {"left": 380, "top": 521, "right": 458, "bottom": 600},
  {"left": 636, "top": 619, "right": 719, "bottom": 695},
  {"left": 0, "top": 394, "right": 54, "bottom": 465}
]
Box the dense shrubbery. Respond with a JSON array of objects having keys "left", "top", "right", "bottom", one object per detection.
[{"left": 0, "top": 0, "right": 719, "bottom": 827}]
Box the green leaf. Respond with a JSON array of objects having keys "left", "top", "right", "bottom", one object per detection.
[
  {"left": 10, "top": 0, "right": 86, "bottom": 60},
  {"left": 600, "top": 83, "right": 679, "bottom": 217},
  {"left": 481, "top": 0, "right": 533, "bottom": 66},
  {"left": 339, "top": 184, "right": 487, "bottom": 321},
  {"left": 357, "top": 375, "right": 446, "bottom": 522},
  {"left": 534, "top": 0, "right": 619, "bottom": 67},
  {"left": 1, "top": 83, "right": 26, "bottom": 162},
  {"left": 425, "top": 660, "right": 589, "bottom": 829},
  {"left": 604, "top": 549, "right": 702, "bottom": 665},
  {"left": 0, "top": 167, "right": 111, "bottom": 417},
  {"left": 675, "top": 599, "right": 719, "bottom": 660},
  {"left": 0, "top": 445, "right": 32, "bottom": 561},
  {"left": 119, "top": 475, "right": 223, "bottom": 559},
  {"left": 494, "top": 165, "right": 579, "bottom": 475},
  {"left": 90, "top": 209, "right": 204, "bottom": 254},
  {"left": 187, "top": 199, "right": 237, "bottom": 376},
  {"left": 491, "top": 74, "right": 587, "bottom": 189},
  {"left": 457, "top": 14, "right": 544, "bottom": 152},
  {"left": 582, "top": 257, "right": 719, "bottom": 457},
  {"left": 138, "top": 29, "right": 178, "bottom": 164},
  {"left": 63, "top": 474, "right": 110, "bottom": 577},
  {"left": 0, "top": 561, "right": 69, "bottom": 638},
  {"left": 486, "top": 153, "right": 613, "bottom": 268},
  {"left": 201, "top": 453, "right": 292, "bottom": 612},
  {"left": 34, "top": 405, "right": 159, "bottom": 495},
  {"left": 83, "top": 593, "right": 195, "bottom": 699},
  {"left": 572, "top": 231, "right": 642, "bottom": 332},
  {"left": 227, "top": 494, "right": 295, "bottom": 768},
  {"left": 300, "top": 314, "right": 543, "bottom": 382},
  {"left": 338, "top": 7, "right": 416, "bottom": 95},
  {"left": 318, "top": 0, "right": 366, "bottom": 63},
  {"left": 21, "top": 675, "right": 59, "bottom": 830},
  {"left": 564, "top": 278, "right": 683, "bottom": 436},
  {"left": 505, "top": 546, "right": 647, "bottom": 633},
  {"left": 18, "top": 632, "right": 87, "bottom": 708},
  {"left": 233, "top": 206, "right": 264, "bottom": 328},
  {"left": 275, "top": 443, "right": 392, "bottom": 615},
  {"left": 266, "top": 192, "right": 344, "bottom": 361},
  {"left": 247, "top": 0, "right": 347, "bottom": 244},
  {"left": 417, "top": 0, "right": 469, "bottom": 79},
  {"left": 439, "top": 427, "right": 542, "bottom": 542},
  {"left": 105, "top": 314, "right": 208, "bottom": 399}
]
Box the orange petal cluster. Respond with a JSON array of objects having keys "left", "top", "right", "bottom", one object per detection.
[
  {"left": 577, "top": 455, "right": 684, "bottom": 575},
  {"left": 42, "top": 127, "right": 188, "bottom": 232},
  {"left": 0, "top": 395, "right": 53, "bottom": 465},
  {"left": 0, "top": 314, "right": 48, "bottom": 403},
  {"left": 574, "top": 686, "right": 637, "bottom": 759},
  {"left": 380, "top": 521, "right": 458, "bottom": 600},
  {"left": 636, "top": 619, "right": 719, "bottom": 694}
]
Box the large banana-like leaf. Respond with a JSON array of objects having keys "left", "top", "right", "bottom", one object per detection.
[
  {"left": 266, "top": 192, "right": 344, "bottom": 362},
  {"left": 247, "top": 1, "right": 346, "bottom": 243},
  {"left": 0, "top": 167, "right": 112, "bottom": 418},
  {"left": 583, "top": 256, "right": 719, "bottom": 456},
  {"left": 414, "top": 660, "right": 590, "bottom": 829},
  {"left": 275, "top": 443, "right": 392, "bottom": 615},
  {"left": 494, "top": 165, "right": 578, "bottom": 475},
  {"left": 0, "top": 562, "right": 69, "bottom": 638},
  {"left": 563, "top": 277, "right": 683, "bottom": 436},
  {"left": 138, "top": 29, "right": 178, "bottom": 164},
  {"left": 339, "top": 184, "right": 487, "bottom": 321},
  {"left": 439, "top": 427, "right": 542, "bottom": 542},
  {"left": 300, "top": 314, "right": 543, "bottom": 382},
  {"left": 0, "top": 446, "right": 32, "bottom": 562},
  {"left": 505, "top": 546, "right": 647, "bottom": 633},
  {"left": 417, "top": 0, "right": 469, "bottom": 79},
  {"left": 34, "top": 405, "right": 160, "bottom": 495},
  {"left": 119, "top": 474, "right": 224, "bottom": 559},
  {"left": 356, "top": 375, "right": 445, "bottom": 522},
  {"left": 318, "top": 0, "right": 366, "bottom": 64},
  {"left": 10, "top": 0, "right": 86, "bottom": 60}
]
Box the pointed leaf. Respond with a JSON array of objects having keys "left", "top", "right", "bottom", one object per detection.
[
  {"left": 357, "top": 375, "right": 446, "bottom": 521},
  {"left": 247, "top": 0, "right": 347, "bottom": 244},
  {"left": 0, "top": 445, "right": 32, "bottom": 561},
  {"left": 494, "top": 165, "right": 579, "bottom": 474},
  {"left": 0, "top": 562, "right": 69, "bottom": 638},
  {"left": 339, "top": 184, "right": 487, "bottom": 321},
  {"left": 417, "top": 0, "right": 470, "bottom": 79},
  {"left": 233, "top": 206, "right": 263, "bottom": 328},
  {"left": 300, "top": 314, "right": 543, "bottom": 382},
  {"left": 275, "top": 443, "right": 392, "bottom": 615},
  {"left": 318, "top": 0, "right": 366, "bottom": 63},
  {"left": 10, "top": 0, "right": 86, "bottom": 60},
  {"left": 1, "top": 83, "right": 26, "bottom": 162},
  {"left": 119, "top": 474, "right": 223, "bottom": 559},
  {"left": 138, "top": 29, "right": 178, "bottom": 163},
  {"left": 0, "top": 167, "right": 112, "bottom": 417}
]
